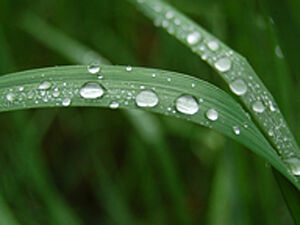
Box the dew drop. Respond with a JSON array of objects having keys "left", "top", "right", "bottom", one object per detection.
[
  {"left": 126, "top": 66, "right": 133, "bottom": 72},
  {"left": 6, "top": 93, "right": 16, "bottom": 102},
  {"left": 207, "top": 41, "right": 219, "bottom": 51},
  {"left": 285, "top": 158, "right": 300, "bottom": 176},
  {"left": 87, "top": 64, "right": 100, "bottom": 74},
  {"left": 252, "top": 101, "right": 265, "bottom": 113},
  {"left": 268, "top": 129, "right": 274, "bottom": 137},
  {"left": 80, "top": 83, "right": 104, "bottom": 99},
  {"left": 186, "top": 31, "right": 201, "bottom": 45},
  {"left": 233, "top": 126, "right": 241, "bottom": 135},
  {"left": 206, "top": 109, "right": 219, "bottom": 121},
  {"left": 109, "top": 101, "right": 119, "bottom": 109},
  {"left": 175, "top": 95, "right": 199, "bottom": 115},
  {"left": 214, "top": 57, "right": 232, "bottom": 72},
  {"left": 38, "top": 81, "right": 52, "bottom": 90},
  {"left": 229, "top": 79, "right": 248, "bottom": 96},
  {"left": 62, "top": 98, "right": 71, "bottom": 107},
  {"left": 135, "top": 90, "right": 159, "bottom": 108},
  {"left": 18, "top": 86, "right": 24, "bottom": 92}
]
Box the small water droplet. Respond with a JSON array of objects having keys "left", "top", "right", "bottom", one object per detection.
[
  {"left": 126, "top": 66, "right": 133, "bottom": 71},
  {"left": 98, "top": 73, "right": 103, "bottom": 79},
  {"left": 268, "top": 129, "right": 274, "bottom": 137},
  {"left": 233, "top": 126, "right": 241, "bottom": 135},
  {"left": 275, "top": 46, "right": 284, "bottom": 58},
  {"left": 38, "top": 81, "right": 52, "bottom": 90},
  {"left": 109, "top": 101, "right": 119, "bottom": 109},
  {"left": 285, "top": 158, "right": 300, "bottom": 176},
  {"left": 252, "top": 101, "right": 265, "bottom": 113},
  {"left": 207, "top": 41, "right": 219, "bottom": 51},
  {"left": 206, "top": 109, "right": 219, "bottom": 121},
  {"left": 214, "top": 57, "right": 232, "bottom": 72},
  {"left": 229, "top": 79, "right": 247, "bottom": 96},
  {"left": 192, "top": 83, "right": 195, "bottom": 88},
  {"left": 165, "top": 11, "right": 174, "bottom": 19},
  {"left": 18, "top": 86, "right": 24, "bottom": 92},
  {"left": 62, "top": 98, "right": 71, "bottom": 107},
  {"left": 80, "top": 83, "right": 104, "bottom": 99},
  {"left": 87, "top": 64, "right": 100, "bottom": 74},
  {"left": 6, "top": 93, "right": 16, "bottom": 102},
  {"left": 186, "top": 31, "right": 201, "bottom": 45},
  {"left": 167, "top": 78, "right": 172, "bottom": 82},
  {"left": 152, "top": 73, "right": 156, "bottom": 78},
  {"left": 135, "top": 90, "right": 159, "bottom": 107},
  {"left": 175, "top": 95, "right": 199, "bottom": 115}
]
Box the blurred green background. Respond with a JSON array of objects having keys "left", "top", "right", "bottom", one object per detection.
[{"left": 0, "top": 0, "right": 299, "bottom": 224}]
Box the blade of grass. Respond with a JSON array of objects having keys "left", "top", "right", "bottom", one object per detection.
[
  {"left": 0, "top": 65, "right": 296, "bottom": 191},
  {"left": 127, "top": 0, "right": 300, "bottom": 175},
  {"left": 20, "top": 15, "right": 196, "bottom": 224}
]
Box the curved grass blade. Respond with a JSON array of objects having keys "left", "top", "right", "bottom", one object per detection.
[
  {"left": 20, "top": 15, "right": 196, "bottom": 224},
  {"left": 128, "top": 0, "right": 300, "bottom": 177},
  {"left": 0, "top": 65, "right": 297, "bottom": 191}
]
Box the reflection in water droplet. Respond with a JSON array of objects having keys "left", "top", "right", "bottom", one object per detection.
[
  {"left": 229, "top": 79, "right": 247, "bottom": 96},
  {"left": 186, "top": 31, "right": 201, "bottom": 45},
  {"left": 135, "top": 90, "right": 159, "bottom": 107},
  {"left": 206, "top": 109, "right": 218, "bottom": 121},
  {"left": 285, "top": 158, "right": 300, "bottom": 176},
  {"left": 207, "top": 41, "right": 219, "bottom": 51},
  {"left": 175, "top": 95, "right": 199, "bottom": 115},
  {"left": 109, "top": 101, "right": 119, "bottom": 109},
  {"left": 62, "top": 98, "right": 71, "bottom": 107},
  {"left": 214, "top": 57, "right": 232, "bottom": 72},
  {"left": 38, "top": 81, "right": 52, "bottom": 90},
  {"left": 6, "top": 93, "right": 16, "bottom": 102},
  {"left": 233, "top": 126, "right": 241, "bottom": 135},
  {"left": 87, "top": 64, "right": 100, "bottom": 74},
  {"left": 252, "top": 101, "right": 265, "bottom": 113},
  {"left": 80, "top": 83, "right": 104, "bottom": 99}
]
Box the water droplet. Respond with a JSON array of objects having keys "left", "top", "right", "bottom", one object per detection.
[
  {"left": 6, "top": 93, "right": 16, "bottom": 102},
  {"left": 229, "top": 79, "right": 247, "bottom": 96},
  {"left": 135, "top": 90, "right": 159, "bottom": 107},
  {"left": 109, "top": 101, "right": 119, "bottom": 109},
  {"left": 152, "top": 73, "right": 156, "bottom": 78},
  {"left": 167, "top": 78, "right": 172, "bottom": 82},
  {"left": 126, "top": 66, "right": 132, "bottom": 71},
  {"left": 252, "top": 101, "right": 265, "bottom": 113},
  {"left": 18, "top": 86, "right": 24, "bottom": 92},
  {"left": 285, "top": 158, "right": 300, "bottom": 176},
  {"left": 38, "top": 81, "right": 52, "bottom": 90},
  {"left": 191, "top": 83, "right": 195, "bottom": 88},
  {"left": 80, "top": 83, "right": 104, "bottom": 99},
  {"left": 233, "top": 126, "right": 241, "bottom": 135},
  {"left": 214, "top": 57, "right": 232, "bottom": 72},
  {"left": 207, "top": 41, "right": 219, "bottom": 51},
  {"left": 98, "top": 74, "right": 103, "bottom": 79},
  {"left": 206, "top": 109, "right": 219, "bottom": 121},
  {"left": 165, "top": 11, "right": 174, "bottom": 19},
  {"left": 175, "top": 95, "right": 199, "bottom": 115},
  {"left": 87, "top": 64, "right": 100, "bottom": 74},
  {"left": 186, "top": 31, "right": 201, "bottom": 45},
  {"left": 62, "top": 98, "right": 71, "bottom": 107},
  {"left": 268, "top": 129, "right": 274, "bottom": 137},
  {"left": 275, "top": 46, "right": 284, "bottom": 58}
]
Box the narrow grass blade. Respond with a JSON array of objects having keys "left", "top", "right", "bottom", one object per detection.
[
  {"left": 0, "top": 65, "right": 296, "bottom": 191},
  {"left": 0, "top": 195, "right": 20, "bottom": 225},
  {"left": 128, "top": 0, "right": 300, "bottom": 176}
]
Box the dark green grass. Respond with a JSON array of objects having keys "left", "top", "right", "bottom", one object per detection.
[{"left": 0, "top": 0, "right": 299, "bottom": 224}]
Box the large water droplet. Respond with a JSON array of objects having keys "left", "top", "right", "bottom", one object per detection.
[
  {"left": 233, "top": 126, "right": 241, "bottom": 135},
  {"left": 214, "top": 57, "right": 232, "bottom": 72},
  {"left": 87, "top": 64, "right": 100, "bottom": 74},
  {"left": 38, "top": 81, "right": 52, "bottom": 90},
  {"left": 109, "top": 101, "right": 119, "bottom": 109},
  {"left": 229, "top": 79, "right": 247, "bottom": 96},
  {"left": 186, "top": 31, "right": 201, "bottom": 45},
  {"left": 252, "top": 101, "right": 265, "bottom": 113},
  {"left": 80, "top": 83, "right": 104, "bottom": 99},
  {"left": 207, "top": 41, "right": 219, "bottom": 51},
  {"left": 285, "top": 158, "right": 300, "bottom": 176},
  {"left": 175, "top": 95, "right": 199, "bottom": 115},
  {"left": 206, "top": 109, "right": 219, "bottom": 121},
  {"left": 135, "top": 90, "right": 159, "bottom": 107}
]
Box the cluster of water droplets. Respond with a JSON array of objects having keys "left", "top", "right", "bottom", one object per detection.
[{"left": 134, "top": 0, "right": 300, "bottom": 177}]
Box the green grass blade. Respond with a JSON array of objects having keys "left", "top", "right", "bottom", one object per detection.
[
  {"left": 0, "top": 65, "right": 296, "bottom": 191},
  {"left": 0, "top": 195, "right": 20, "bottom": 225},
  {"left": 127, "top": 0, "right": 300, "bottom": 175}
]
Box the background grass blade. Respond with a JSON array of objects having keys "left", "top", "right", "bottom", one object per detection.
[
  {"left": 128, "top": 0, "right": 300, "bottom": 174},
  {"left": 0, "top": 65, "right": 296, "bottom": 191}
]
